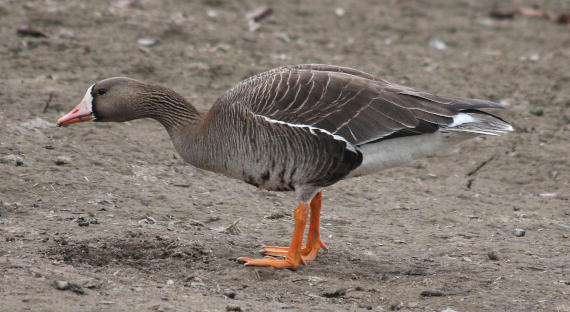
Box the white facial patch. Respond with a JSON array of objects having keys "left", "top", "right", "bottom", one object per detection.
[{"left": 82, "top": 84, "right": 94, "bottom": 113}]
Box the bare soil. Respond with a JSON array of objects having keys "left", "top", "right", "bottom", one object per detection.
[{"left": 1, "top": 1, "right": 569, "bottom": 311}]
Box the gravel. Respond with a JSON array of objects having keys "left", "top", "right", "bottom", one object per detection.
[{"left": 512, "top": 228, "right": 526, "bottom": 237}]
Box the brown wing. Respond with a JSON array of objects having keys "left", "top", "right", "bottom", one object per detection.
[{"left": 218, "top": 64, "right": 504, "bottom": 146}]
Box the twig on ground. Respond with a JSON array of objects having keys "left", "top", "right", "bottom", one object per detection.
[
  {"left": 224, "top": 218, "right": 241, "bottom": 235},
  {"left": 17, "top": 25, "right": 48, "bottom": 38},
  {"left": 467, "top": 156, "right": 495, "bottom": 177},
  {"left": 43, "top": 92, "right": 54, "bottom": 113}
]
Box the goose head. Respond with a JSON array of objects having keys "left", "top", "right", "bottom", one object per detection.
[{"left": 57, "top": 77, "right": 147, "bottom": 126}]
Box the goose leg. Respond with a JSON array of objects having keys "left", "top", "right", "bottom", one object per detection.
[
  {"left": 261, "top": 191, "right": 328, "bottom": 261},
  {"left": 302, "top": 191, "right": 328, "bottom": 260},
  {"left": 237, "top": 202, "right": 309, "bottom": 269}
]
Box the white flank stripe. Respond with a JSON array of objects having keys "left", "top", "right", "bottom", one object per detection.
[{"left": 257, "top": 114, "right": 356, "bottom": 152}]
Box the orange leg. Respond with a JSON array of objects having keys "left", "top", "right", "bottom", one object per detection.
[
  {"left": 261, "top": 191, "right": 328, "bottom": 261},
  {"left": 237, "top": 202, "right": 309, "bottom": 269},
  {"left": 302, "top": 191, "right": 328, "bottom": 260}
]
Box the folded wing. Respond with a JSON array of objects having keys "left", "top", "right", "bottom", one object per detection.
[{"left": 217, "top": 64, "right": 507, "bottom": 146}]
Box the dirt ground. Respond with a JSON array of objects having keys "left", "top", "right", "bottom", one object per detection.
[{"left": 1, "top": 0, "right": 569, "bottom": 311}]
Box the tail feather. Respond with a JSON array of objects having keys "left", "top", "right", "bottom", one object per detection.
[
  {"left": 443, "top": 112, "right": 513, "bottom": 136},
  {"left": 460, "top": 108, "right": 509, "bottom": 124}
]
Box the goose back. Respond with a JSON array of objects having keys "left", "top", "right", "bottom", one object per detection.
[{"left": 217, "top": 64, "right": 505, "bottom": 146}]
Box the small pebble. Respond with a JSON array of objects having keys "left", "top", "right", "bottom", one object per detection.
[
  {"left": 53, "top": 280, "right": 69, "bottom": 290},
  {"left": 529, "top": 109, "right": 543, "bottom": 116},
  {"left": 51, "top": 281, "right": 85, "bottom": 294},
  {"left": 57, "top": 28, "right": 75, "bottom": 39},
  {"left": 334, "top": 7, "right": 345, "bottom": 17},
  {"left": 82, "top": 279, "right": 103, "bottom": 289},
  {"left": 322, "top": 287, "right": 347, "bottom": 298},
  {"left": 529, "top": 53, "right": 540, "bottom": 62},
  {"left": 190, "top": 220, "right": 205, "bottom": 226},
  {"left": 265, "top": 212, "right": 286, "bottom": 219},
  {"left": 139, "top": 216, "right": 157, "bottom": 224},
  {"left": 207, "top": 9, "right": 217, "bottom": 18},
  {"left": 75, "top": 216, "right": 90, "bottom": 227},
  {"left": 512, "top": 228, "right": 525, "bottom": 237},
  {"left": 54, "top": 156, "right": 71, "bottom": 166},
  {"left": 167, "top": 222, "right": 175, "bottom": 231},
  {"left": 487, "top": 251, "right": 499, "bottom": 260},
  {"left": 111, "top": 0, "right": 135, "bottom": 8},
  {"left": 137, "top": 38, "right": 157, "bottom": 46},
  {"left": 389, "top": 301, "right": 403, "bottom": 311},
  {"left": 429, "top": 38, "right": 447, "bottom": 51},
  {"left": 308, "top": 276, "right": 325, "bottom": 283},
  {"left": 206, "top": 216, "right": 220, "bottom": 223},
  {"left": 405, "top": 268, "right": 427, "bottom": 276},
  {"left": 68, "top": 282, "right": 86, "bottom": 295},
  {"left": 421, "top": 290, "right": 444, "bottom": 297}
]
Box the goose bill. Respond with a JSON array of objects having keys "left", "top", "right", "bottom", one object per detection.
[{"left": 57, "top": 86, "right": 94, "bottom": 126}]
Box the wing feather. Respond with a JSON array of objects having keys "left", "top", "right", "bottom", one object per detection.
[{"left": 216, "top": 64, "right": 507, "bottom": 146}]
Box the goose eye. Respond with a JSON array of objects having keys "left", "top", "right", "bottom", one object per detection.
[{"left": 97, "top": 88, "right": 107, "bottom": 95}]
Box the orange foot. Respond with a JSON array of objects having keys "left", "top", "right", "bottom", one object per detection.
[
  {"left": 261, "top": 191, "right": 328, "bottom": 261},
  {"left": 238, "top": 202, "right": 309, "bottom": 269},
  {"left": 237, "top": 255, "right": 304, "bottom": 269},
  {"left": 261, "top": 238, "right": 328, "bottom": 261}
]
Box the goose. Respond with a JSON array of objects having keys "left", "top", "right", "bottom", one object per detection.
[{"left": 57, "top": 64, "right": 513, "bottom": 269}]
